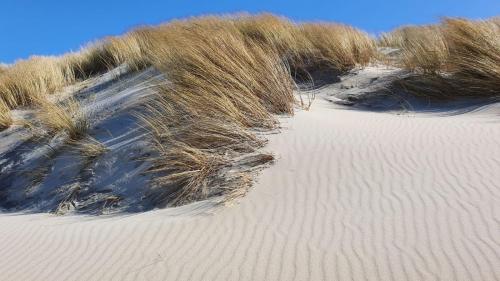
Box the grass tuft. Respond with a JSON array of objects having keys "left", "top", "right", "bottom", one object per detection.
[
  {"left": 444, "top": 18, "right": 500, "bottom": 96},
  {"left": 301, "top": 23, "right": 376, "bottom": 72},
  {"left": 381, "top": 17, "right": 500, "bottom": 99},
  {"left": 0, "top": 56, "right": 75, "bottom": 108},
  {"left": 380, "top": 25, "right": 448, "bottom": 73},
  {"left": 137, "top": 18, "right": 298, "bottom": 206},
  {"left": 69, "top": 137, "right": 108, "bottom": 159},
  {"left": 234, "top": 13, "right": 313, "bottom": 65},
  {"left": 38, "top": 98, "right": 89, "bottom": 140},
  {"left": 0, "top": 99, "right": 12, "bottom": 131}
]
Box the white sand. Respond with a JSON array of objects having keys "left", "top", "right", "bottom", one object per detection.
[{"left": 0, "top": 67, "right": 499, "bottom": 280}]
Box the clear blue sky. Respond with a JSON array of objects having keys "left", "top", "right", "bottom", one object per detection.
[{"left": 1, "top": 0, "right": 499, "bottom": 63}]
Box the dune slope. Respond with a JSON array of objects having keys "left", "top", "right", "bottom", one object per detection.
[{"left": 0, "top": 67, "right": 499, "bottom": 281}]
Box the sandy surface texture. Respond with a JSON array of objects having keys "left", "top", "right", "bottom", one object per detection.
[{"left": 1, "top": 67, "right": 499, "bottom": 281}]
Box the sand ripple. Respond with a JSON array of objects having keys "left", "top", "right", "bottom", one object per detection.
[{"left": 1, "top": 95, "right": 499, "bottom": 280}]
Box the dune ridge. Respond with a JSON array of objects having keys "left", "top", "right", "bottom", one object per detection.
[{"left": 1, "top": 14, "right": 498, "bottom": 211}]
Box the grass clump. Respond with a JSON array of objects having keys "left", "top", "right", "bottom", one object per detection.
[
  {"left": 0, "top": 14, "right": 376, "bottom": 112},
  {"left": 380, "top": 25, "right": 448, "bottom": 73},
  {"left": 444, "top": 18, "right": 500, "bottom": 96},
  {"left": 148, "top": 141, "right": 229, "bottom": 206},
  {"left": 144, "top": 110, "right": 272, "bottom": 206},
  {"left": 68, "top": 137, "right": 108, "bottom": 159},
  {"left": 38, "top": 98, "right": 89, "bottom": 140},
  {"left": 63, "top": 42, "right": 118, "bottom": 80},
  {"left": 0, "top": 37, "right": 142, "bottom": 110},
  {"left": 0, "top": 56, "right": 75, "bottom": 108},
  {"left": 301, "top": 23, "right": 376, "bottom": 72},
  {"left": 104, "top": 33, "right": 151, "bottom": 71},
  {"left": 234, "top": 13, "right": 313, "bottom": 64},
  {"left": 152, "top": 19, "right": 296, "bottom": 126},
  {"left": 0, "top": 99, "right": 12, "bottom": 131},
  {"left": 141, "top": 19, "right": 295, "bottom": 206},
  {"left": 381, "top": 17, "right": 500, "bottom": 99},
  {"left": 65, "top": 33, "right": 150, "bottom": 79},
  {"left": 125, "top": 14, "right": 376, "bottom": 76}
]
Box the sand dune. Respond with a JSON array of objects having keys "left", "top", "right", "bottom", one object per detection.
[{"left": 1, "top": 67, "right": 499, "bottom": 281}]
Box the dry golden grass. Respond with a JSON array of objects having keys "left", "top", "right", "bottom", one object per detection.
[
  {"left": 380, "top": 25, "right": 448, "bottom": 73},
  {"left": 148, "top": 141, "right": 228, "bottom": 206},
  {"left": 444, "top": 18, "right": 500, "bottom": 96},
  {"left": 69, "top": 137, "right": 108, "bottom": 158},
  {"left": 379, "top": 25, "right": 425, "bottom": 48},
  {"left": 234, "top": 13, "right": 313, "bottom": 64},
  {"left": 382, "top": 18, "right": 500, "bottom": 98},
  {"left": 104, "top": 33, "right": 150, "bottom": 71},
  {"left": 125, "top": 14, "right": 375, "bottom": 75},
  {"left": 68, "top": 32, "right": 152, "bottom": 76},
  {"left": 301, "top": 23, "right": 376, "bottom": 72},
  {"left": 0, "top": 99, "right": 12, "bottom": 131},
  {"left": 0, "top": 38, "right": 140, "bottom": 111},
  {"left": 151, "top": 19, "right": 296, "bottom": 126},
  {"left": 123, "top": 25, "right": 175, "bottom": 68},
  {"left": 139, "top": 19, "right": 296, "bottom": 205},
  {"left": 0, "top": 56, "right": 75, "bottom": 108},
  {"left": 144, "top": 113, "right": 272, "bottom": 206},
  {"left": 1, "top": 14, "right": 376, "bottom": 113},
  {"left": 63, "top": 42, "right": 118, "bottom": 80},
  {"left": 38, "top": 98, "right": 89, "bottom": 140},
  {"left": 142, "top": 105, "right": 267, "bottom": 153},
  {"left": 0, "top": 36, "right": 145, "bottom": 111}
]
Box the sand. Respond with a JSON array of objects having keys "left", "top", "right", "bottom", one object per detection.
[
  {"left": 0, "top": 67, "right": 499, "bottom": 280},
  {"left": 0, "top": 66, "right": 162, "bottom": 213}
]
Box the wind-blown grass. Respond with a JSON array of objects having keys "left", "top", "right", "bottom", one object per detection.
[
  {"left": 0, "top": 56, "right": 75, "bottom": 108},
  {"left": 0, "top": 39, "right": 138, "bottom": 109},
  {"left": 0, "top": 14, "right": 375, "bottom": 111},
  {"left": 445, "top": 18, "right": 500, "bottom": 96},
  {"left": 104, "top": 33, "right": 150, "bottom": 71},
  {"left": 234, "top": 14, "right": 313, "bottom": 64},
  {"left": 301, "top": 23, "right": 376, "bottom": 72},
  {"left": 381, "top": 17, "right": 500, "bottom": 99},
  {"left": 37, "top": 98, "right": 89, "bottom": 140},
  {"left": 380, "top": 25, "right": 448, "bottom": 73},
  {"left": 141, "top": 20, "right": 295, "bottom": 206},
  {"left": 0, "top": 99, "right": 12, "bottom": 131}
]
